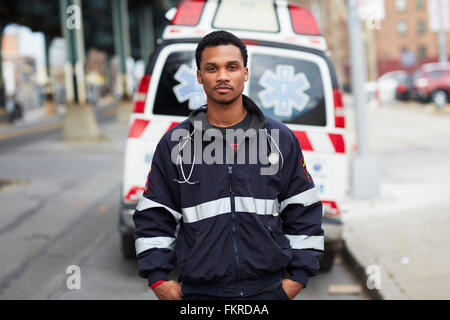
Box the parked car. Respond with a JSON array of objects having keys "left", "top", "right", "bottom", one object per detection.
[
  {"left": 120, "top": 0, "right": 350, "bottom": 272},
  {"left": 411, "top": 62, "right": 450, "bottom": 107},
  {"left": 395, "top": 72, "right": 414, "bottom": 101},
  {"left": 377, "top": 70, "right": 410, "bottom": 104}
]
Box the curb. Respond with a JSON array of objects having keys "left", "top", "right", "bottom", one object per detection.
[{"left": 340, "top": 241, "right": 384, "bottom": 300}]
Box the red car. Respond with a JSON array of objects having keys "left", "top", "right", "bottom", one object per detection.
[{"left": 412, "top": 62, "right": 450, "bottom": 107}]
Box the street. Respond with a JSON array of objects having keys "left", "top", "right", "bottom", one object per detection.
[{"left": 0, "top": 104, "right": 370, "bottom": 300}]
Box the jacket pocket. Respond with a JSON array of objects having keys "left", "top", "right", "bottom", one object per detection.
[
  {"left": 266, "top": 223, "right": 291, "bottom": 253},
  {"left": 178, "top": 230, "right": 200, "bottom": 272}
]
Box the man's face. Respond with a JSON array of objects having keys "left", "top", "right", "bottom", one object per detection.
[{"left": 197, "top": 44, "right": 248, "bottom": 105}]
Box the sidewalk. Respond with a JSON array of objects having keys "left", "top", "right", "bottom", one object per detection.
[
  {"left": 342, "top": 98, "right": 450, "bottom": 299},
  {"left": 0, "top": 95, "right": 118, "bottom": 137}
]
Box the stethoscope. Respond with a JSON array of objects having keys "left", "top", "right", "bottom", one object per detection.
[{"left": 173, "top": 126, "right": 284, "bottom": 185}]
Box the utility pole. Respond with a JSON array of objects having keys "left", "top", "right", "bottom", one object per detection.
[
  {"left": 347, "top": 0, "right": 380, "bottom": 198},
  {"left": 112, "top": 0, "right": 132, "bottom": 100},
  {"left": 438, "top": 0, "right": 448, "bottom": 62},
  {"left": 0, "top": 23, "right": 5, "bottom": 116},
  {"left": 112, "top": 0, "right": 134, "bottom": 123}
]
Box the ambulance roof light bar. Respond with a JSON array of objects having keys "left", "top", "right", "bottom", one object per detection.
[
  {"left": 288, "top": 4, "right": 321, "bottom": 36},
  {"left": 170, "top": 0, "right": 206, "bottom": 26}
]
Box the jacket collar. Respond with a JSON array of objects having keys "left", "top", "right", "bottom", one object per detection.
[{"left": 188, "top": 94, "right": 266, "bottom": 138}]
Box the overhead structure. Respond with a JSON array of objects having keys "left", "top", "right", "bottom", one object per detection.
[{"left": 0, "top": 0, "right": 173, "bottom": 125}]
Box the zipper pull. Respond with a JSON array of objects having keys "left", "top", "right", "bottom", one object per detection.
[{"left": 228, "top": 165, "right": 234, "bottom": 194}]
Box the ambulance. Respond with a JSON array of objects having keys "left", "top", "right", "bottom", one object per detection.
[{"left": 119, "top": 0, "right": 349, "bottom": 271}]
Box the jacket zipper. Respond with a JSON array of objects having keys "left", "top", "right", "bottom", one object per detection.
[{"left": 228, "top": 165, "right": 244, "bottom": 296}]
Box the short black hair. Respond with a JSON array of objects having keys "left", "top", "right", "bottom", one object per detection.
[{"left": 195, "top": 30, "right": 248, "bottom": 70}]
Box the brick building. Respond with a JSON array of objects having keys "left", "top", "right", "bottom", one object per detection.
[
  {"left": 375, "top": 0, "right": 450, "bottom": 76},
  {"left": 292, "top": 0, "right": 450, "bottom": 84}
]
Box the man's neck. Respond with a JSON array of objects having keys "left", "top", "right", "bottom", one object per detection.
[{"left": 206, "top": 96, "right": 247, "bottom": 128}]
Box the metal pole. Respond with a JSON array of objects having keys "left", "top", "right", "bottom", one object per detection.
[
  {"left": 112, "top": 0, "right": 132, "bottom": 99},
  {"left": 438, "top": 0, "right": 448, "bottom": 63},
  {"left": 347, "top": 0, "right": 380, "bottom": 198},
  {"left": 139, "top": 5, "right": 155, "bottom": 62},
  {"left": 0, "top": 23, "right": 5, "bottom": 109},
  {"left": 73, "top": 0, "right": 86, "bottom": 105},
  {"left": 59, "top": 0, "right": 76, "bottom": 104}
]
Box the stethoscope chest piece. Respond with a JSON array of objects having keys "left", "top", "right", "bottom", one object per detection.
[{"left": 268, "top": 152, "right": 279, "bottom": 165}]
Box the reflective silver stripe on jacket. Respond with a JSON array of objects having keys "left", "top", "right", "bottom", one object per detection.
[
  {"left": 136, "top": 197, "right": 182, "bottom": 223},
  {"left": 182, "top": 196, "right": 280, "bottom": 223},
  {"left": 235, "top": 197, "right": 279, "bottom": 216},
  {"left": 285, "top": 235, "right": 324, "bottom": 251},
  {"left": 135, "top": 236, "right": 176, "bottom": 256},
  {"left": 278, "top": 187, "right": 321, "bottom": 213},
  {"left": 182, "top": 197, "right": 231, "bottom": 223}
]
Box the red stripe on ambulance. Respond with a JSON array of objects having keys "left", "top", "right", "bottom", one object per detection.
[
  {"left": 128, "top": 119, "right": 150, "bottom": 138},
  {"left": 293, "top": 131, "right": 314, "bottom": 151}
]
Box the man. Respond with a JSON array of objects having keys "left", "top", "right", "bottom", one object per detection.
[{"left": 133, "top": 30, "right": 324, "bottom": 300}]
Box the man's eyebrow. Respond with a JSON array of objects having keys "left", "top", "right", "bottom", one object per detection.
[{"left": 203, "top": 61, "right": 242, "bottom": 66}]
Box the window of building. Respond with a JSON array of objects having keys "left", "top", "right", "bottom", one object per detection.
[
  {"left": 418, "top": 45, "right": 427, "bottom": 59},
  {"left": 416, "top": 0, "right": 424, "bottom": 9},
  {"left": 397, "top": 21, "right": 408, "bottom": 35},
  {"left": 418, "top": 20, "right": 426, "bottom": 34},
  {"left": 395, "top": 0, "right": 407, "bottom": 12}
]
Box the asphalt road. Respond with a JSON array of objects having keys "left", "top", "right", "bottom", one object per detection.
[{"left": 0, "top": 104, "right": 371, "bottom": 300}]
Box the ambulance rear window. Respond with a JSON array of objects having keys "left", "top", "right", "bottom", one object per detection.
[
  {"left": 212, "top": 0, "right": 279, "bottom": 33},
  {"left": 248, "top": 52, "right": 327, "bottom": 127},
  {"left": 152, "top": 46, "right": 329, "bottom": 128},
  {"left": 153, "top": 51, "right": 203, "bottom": 117}
]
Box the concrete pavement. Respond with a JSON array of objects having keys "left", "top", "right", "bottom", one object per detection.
[{"left": 343, "top": 99, "right": 450, "bottom": 299}]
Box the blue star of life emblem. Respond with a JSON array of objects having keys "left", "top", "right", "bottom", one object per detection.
[
  {"left": 258, "top": 65, "right": 311, "bottom": 117},
  {"left": 173, "top": 60, "right": 207, "bottom": 110}
]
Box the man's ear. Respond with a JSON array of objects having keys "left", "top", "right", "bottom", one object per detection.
[
  {"left": 244, "top": 67, "right": 249, "bottom": 82},
  {"left": 197, "top": 69, "right": 203, "bottom": 84}
]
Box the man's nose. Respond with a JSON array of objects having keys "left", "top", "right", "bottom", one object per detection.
[{"left": 217, "top": 68, "right": 230, "bottom": 82}]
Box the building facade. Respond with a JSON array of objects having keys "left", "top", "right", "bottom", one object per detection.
[{"left": 292, "top": 0, "right": 449, "bottom": 84}]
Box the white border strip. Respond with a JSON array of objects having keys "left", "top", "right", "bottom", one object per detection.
[
  {"left": 135, "top": 236, "right": 176, "bottom": 255},
  {"left": 279, "top": 187, "right": 320, "bottom": 213},
  {"left": 136, "top": 197, "right": 182, "bottom": 223},
  {"left": 285, "top": 234, "right": 324, "bottom": 251}
]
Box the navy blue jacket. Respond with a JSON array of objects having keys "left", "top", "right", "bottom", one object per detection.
[{"left": 133, "top": 95, "right": 324, "bottom": 297}]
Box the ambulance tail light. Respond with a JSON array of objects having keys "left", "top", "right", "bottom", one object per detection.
[
  {"left": 322, "top": 200, "right": 341, "bottom": 218},
  {"left": 171, "top": 0, "right": 205, "bottom": 26},
  {"left": 133, "top": 75, "right": 151, "bottom": 114},
  {"left": 288, "top": 4, "right": 321, "bottom": 36},
  {"left": 396, "top": 84, "right": 407, "bottom": 93},
  {"left": 124, "top": 186, "right": 145, "bottom": 203},
  {"left": 333, "top": 89, "right": 346, "bottom": 128}
]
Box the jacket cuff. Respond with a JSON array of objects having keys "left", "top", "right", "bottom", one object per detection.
[
  {"left": 288, "top": 268, "right": 309, "bottom": 289},
  {"left": 147, "top": 270, "right": 170, "bottom": 287}
]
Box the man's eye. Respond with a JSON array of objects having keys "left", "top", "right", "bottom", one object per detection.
[
  {"left": 207, "top": 67, "right": 216, "bottom": 72},
  {"left": 229, "top": 65, "right": 238, "bottom": 70}
]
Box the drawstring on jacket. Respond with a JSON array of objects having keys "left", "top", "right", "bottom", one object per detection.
[{"left": 172, "top": 127, "right": 201, "bottom": 185}]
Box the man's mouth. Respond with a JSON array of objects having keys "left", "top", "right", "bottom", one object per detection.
[{"left": 215, "top": 85, "right": 232, "bottom": 93}]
